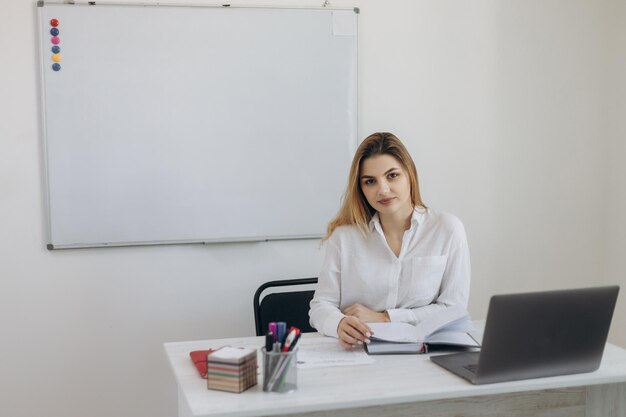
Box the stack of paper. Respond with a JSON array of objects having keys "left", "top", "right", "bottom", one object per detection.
[{"left": 207, "top": 347, "right": 257, "bottom": 393}]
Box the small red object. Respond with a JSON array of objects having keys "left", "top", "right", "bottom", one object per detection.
[
  {"left": 189, "top": 349, "right": 215, "bottom": 379},
  {"left": 50, "top": 18, "right": 59, "bottom": 27}
]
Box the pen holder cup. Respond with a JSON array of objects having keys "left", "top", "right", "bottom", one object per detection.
[{"left": 262, "top": 347, "right": 298, "bottom": 393}]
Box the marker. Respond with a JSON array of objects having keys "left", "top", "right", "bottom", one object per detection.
[
  {"left": 265, "top": 331, "right": 274, "bottom": 352},
  {"left": 276, "top": 322, "right": 287, "bottom": 345},
  {"left": 289, "top": 331, "right": 301, "bottom": 352},
  {"left": 268, "top": 322, "right": 277, "bottom": 341},
  {"left": 282, "top": 327, "right": 300, "bottom": 352}
]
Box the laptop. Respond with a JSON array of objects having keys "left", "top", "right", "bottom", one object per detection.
[{"left": 431, "top": 285, "right": 619, "bottom": 384}]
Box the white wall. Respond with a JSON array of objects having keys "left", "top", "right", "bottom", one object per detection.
[
  {"left": 0, "top": 1, "right": 623, "bottom": 417},
  {"left": 606, "top": 0, "right": 626, "bottom": 346}
]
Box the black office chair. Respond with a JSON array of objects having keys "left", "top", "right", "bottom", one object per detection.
[{"left": 253, "top": 278, "right": 318, "bottom": 336}]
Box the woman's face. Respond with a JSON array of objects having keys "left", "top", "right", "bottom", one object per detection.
[{"left": 359, "top": 154, "right": 412, "bottom": 217}]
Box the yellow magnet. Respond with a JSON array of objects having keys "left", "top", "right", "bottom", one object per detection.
[{"left": 52, "top": 53, "right": 62, "bottom": 62}]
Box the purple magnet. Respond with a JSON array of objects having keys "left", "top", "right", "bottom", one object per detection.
[{"left": 51, "top": 36, "right": 60, "bottom": 45}]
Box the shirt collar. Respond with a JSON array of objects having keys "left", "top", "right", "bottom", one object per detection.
[{"left": 368, "top": 206, "right": 424, "bottom": 233}]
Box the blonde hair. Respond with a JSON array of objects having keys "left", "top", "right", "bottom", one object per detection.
[{"left": 324, "top": 132, "right": 426, "bottom": 240}]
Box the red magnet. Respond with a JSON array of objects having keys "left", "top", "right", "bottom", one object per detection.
[
  {"left": 50, "top": 18, "right": 59, "bottom": 27},
  {"left": 51, "top": 36, "right": 60, "bottom": 45}
]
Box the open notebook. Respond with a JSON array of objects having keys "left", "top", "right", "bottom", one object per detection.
[{"left": 365, "top": 305, "right": 480, "bottom": 354}]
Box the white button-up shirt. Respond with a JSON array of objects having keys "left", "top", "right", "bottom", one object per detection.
[{"left": 309, "top": 207, "right": 471, "bottom": 338}]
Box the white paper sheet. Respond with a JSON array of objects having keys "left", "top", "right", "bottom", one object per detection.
[{"left": 296, "top": 337, "right": 375, "bottom": 369}]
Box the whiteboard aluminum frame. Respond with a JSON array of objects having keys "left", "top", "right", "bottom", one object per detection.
[
  {"left": 37, "top": 2, "right": 359, "bottom": 249},
  {"left": 37, "top": 1, "right": 360, "bottom": 14}
]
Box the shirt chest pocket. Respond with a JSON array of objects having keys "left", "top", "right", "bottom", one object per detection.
[{"left": 408, "top": 255, "right": 448, "bottom": 302}]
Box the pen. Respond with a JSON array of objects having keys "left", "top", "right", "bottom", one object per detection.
[{"left": 282, "top": 327, "right": 300, "bottom": 352}]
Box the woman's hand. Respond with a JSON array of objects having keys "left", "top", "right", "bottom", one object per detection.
[
  {"left": 337, "top": 316, "right": 372, "bottom": 349},
  {"left": 342, "top": 303, "right": 390, "bottom": 323}
]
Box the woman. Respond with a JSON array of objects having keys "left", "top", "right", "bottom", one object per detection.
[{"left": 309, "top": 132, "right": 470, "bottom": 348}]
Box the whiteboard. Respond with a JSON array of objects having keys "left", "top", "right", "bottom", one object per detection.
[{"left": 38, "top": 2, "right": 358, "bottom": 249}]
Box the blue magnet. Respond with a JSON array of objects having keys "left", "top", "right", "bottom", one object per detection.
[
  {"left": 52, "top": 63, "right": 61, "bottom": 71},
  {"left": 50, "top": 27, "right": 59, "bottom": 36},
  {"left": 51, "top": 45, "right": 61, "bottom": 54}
]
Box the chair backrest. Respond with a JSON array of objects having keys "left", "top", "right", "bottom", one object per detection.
[{"left": 253, "top": 278, "right": 318, "bottom": 336}]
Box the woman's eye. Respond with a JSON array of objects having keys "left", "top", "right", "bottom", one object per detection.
[
  {"left": 388, "top": 172, "right": 399, "bottom": 179},
  {"left": 363, "top": 179, "right": 374, "bottom": 185}
]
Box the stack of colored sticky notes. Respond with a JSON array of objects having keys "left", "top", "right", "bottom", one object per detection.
[{"left": 207, "top": 347, "right": 258, "bottom": 393}]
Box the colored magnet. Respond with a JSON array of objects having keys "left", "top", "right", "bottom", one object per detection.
[
  {"left": 50, "top": 27, "right": 59, "bottom": 36},
  {"left": 51, "top": 36, "right": 60, "bottom": 45},
  {"left": 52, "top": 63, "right": 61, "bottom": 71},
  {"left": 50, "top": 19, "right": 59, "bottom": 27},
  {"left": 51, "top": 45, "right": 60, "bottom": 54},
  {"left": 52, "top": 53, "right": 62, "bottom": 62}
]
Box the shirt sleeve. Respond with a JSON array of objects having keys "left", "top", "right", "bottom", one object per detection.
[
  {"left": 309, "top": 238, "right": 346, "bottom": 337},
  {"left": 386, "top": 239, "right": 471, "bottom": 325}
]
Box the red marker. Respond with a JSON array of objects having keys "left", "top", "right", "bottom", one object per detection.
[
  {"left": 282, "top": 327, "right": 300, "bottom": 352},
  {"left": 288, "top": 331, "right": 301, "bottom": 352}
]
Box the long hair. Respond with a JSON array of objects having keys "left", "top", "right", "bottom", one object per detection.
[{"left": 324, "top": 132, "right": 426, "bottom": 240}]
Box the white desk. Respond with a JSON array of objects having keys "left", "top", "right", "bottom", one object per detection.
[{"left": 164, "top": 331, "right": 626, "bottom": 417}]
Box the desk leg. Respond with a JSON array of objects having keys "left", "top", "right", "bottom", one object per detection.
[
  {"left": 178, "top": 386, "right": 193, "bottom": 417},
  {"left": 586, "top": 382, "right": 626, "bottom": 417}
]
